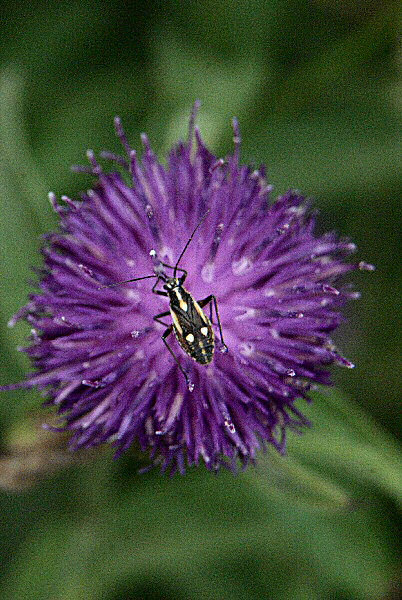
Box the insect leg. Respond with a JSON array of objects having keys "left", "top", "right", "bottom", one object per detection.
[
  {"left": 152, "top": 278, "right": 168, "bottom": 297},
  {"left": 153, "top": 311, "right": 171, "bottom": 328},
  {"left": 198, "top": 295, "right": 228, "bottom": 353},
  {"left": 162, "top": 326, "right": 194, "bottom": 391},
  {"left": 159, "top": 261, "right": 187, "bottom": 282}
]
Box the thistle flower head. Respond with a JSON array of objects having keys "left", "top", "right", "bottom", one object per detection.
[{"left": 2, "top": 103, "right": 373, "bottom": 474}]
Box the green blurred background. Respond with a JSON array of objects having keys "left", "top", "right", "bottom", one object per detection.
[{"left": 0, "top": 1, "right": 400, "bottom": 598}]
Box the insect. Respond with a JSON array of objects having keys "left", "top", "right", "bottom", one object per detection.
[{"left": 100, "top": 212, "right": 228, "bottom": 391}]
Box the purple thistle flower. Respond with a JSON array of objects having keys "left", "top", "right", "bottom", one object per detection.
[{"left": 1, "top": 103, "right": 374, "bottom": 474}]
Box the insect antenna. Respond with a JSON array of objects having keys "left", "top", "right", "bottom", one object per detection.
[
  {"left": 98, "top": 274, "right": 157, "bottom": 290},
  {"left": 173, "top": 210, "right": 210, "bottom": 277}
]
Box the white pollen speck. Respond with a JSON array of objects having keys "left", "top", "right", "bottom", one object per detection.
[
  {"left": 270, "top": 328, "right": 280, "bottom": 339},
  {"left": 235, "top": 307, "right": 257, "bottom": 321},
  {"left": 232, "top": 256, "right": 252, "bottom": 276},
  {"left": 264, "top": 289, "right": 276, "bottom": 297},
  {"left": 200, "top": 327, "right": 208, "bottom": 336},
  {"left": 287, "top": 205, "right": 305, "bottom": 216},
  {"left": 164, "top": 392, "right": 184, "bottom": 429},
  {"left": 186, "top": 333, "right": 195, "bottom": 343},
  {"left": 149, "top": 249, "right": 156, "bottom": 257},
  {"left": 126, "top": 289, "right": 140, "bottom": 301},
  {"left": 201, "top": 263, "right": 215, "bottom": 283},
  {"left": 200, "top": 446, "right": 210, "bottom": 462},
  {"left": 314, "top": 244, "right": 329, "bottom": 254},
  {"left": 224, "top": 420, "right": 236, "bottom": 434},
  {"left": 358, "top": 261, "right": 375, "bottom": 271},
  {"left": 159, "top": 245, "right": 175, "bottom": 264},
  {"left": 239, "top": 341, "right": 254, "bottom": 357},
  {"left": 145, "top": 417, "right": 154, "bottom": 436}
]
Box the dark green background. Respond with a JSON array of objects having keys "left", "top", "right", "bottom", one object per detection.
[{"left": 0, "top": 1, "right": 400, "bottom": 599}]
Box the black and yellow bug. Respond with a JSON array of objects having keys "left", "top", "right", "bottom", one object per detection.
[{"left": 100, "top": 212, "right": 228, "bottom": 390}]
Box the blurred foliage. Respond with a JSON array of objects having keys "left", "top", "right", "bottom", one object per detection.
[{"left": 0, "top": 1, "right": 400, "bottom": 598}]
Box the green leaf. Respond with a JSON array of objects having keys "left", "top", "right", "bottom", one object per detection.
[
  {"left": 289, "top": 389, "right": 402, "bottom": 505},
  {"left": 1, "top": 388, "right": 399, "bottom": 600},
  {"left": 0, "top": 68, "right": 49, "bottom": 366}
]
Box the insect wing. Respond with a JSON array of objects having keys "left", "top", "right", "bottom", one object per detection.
[{"left": 169, "top": 288, "right": 214, "bottom": 363}]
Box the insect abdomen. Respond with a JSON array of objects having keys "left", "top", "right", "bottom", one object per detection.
[
  {"left": 172, "top": 320, "right": 215, "bottom": 364},
  {"left": 169, "top": 288, "right": 215, "bottom": 364},
  {"left": 176, "top": 334, "right": 214, "bottom": 364},
  {"left": 192, "top": 342, "right": 214, "bottom": 364}
]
